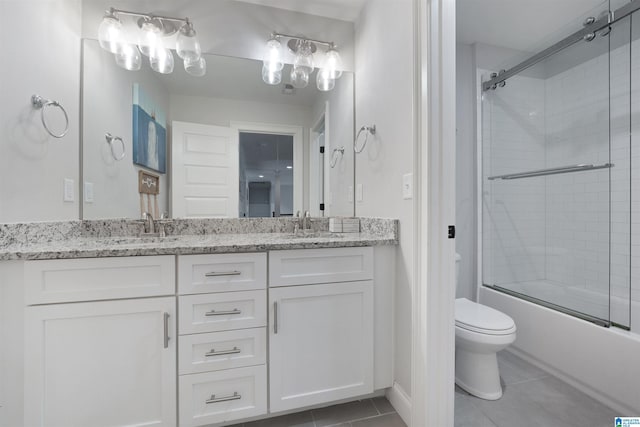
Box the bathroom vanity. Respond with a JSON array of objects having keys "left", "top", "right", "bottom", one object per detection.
[{"left": 0, "top": 218, "right": 397, "bottom": 427}]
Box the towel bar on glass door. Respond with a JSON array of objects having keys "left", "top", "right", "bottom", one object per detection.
[{"left": 487, "top": 163, "right": 613, "bottom": 181}]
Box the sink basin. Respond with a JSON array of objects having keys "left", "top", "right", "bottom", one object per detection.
[
  {"left": 286, "top": 232, "right": 345, "bottom": 239},
  {"left": 99, "top": 235, "right": 184, "bottom": 245}
]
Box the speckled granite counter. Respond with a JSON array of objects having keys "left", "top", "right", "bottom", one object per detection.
[{"left": 0, "top": 218, "right": 398, "bottom": 261}]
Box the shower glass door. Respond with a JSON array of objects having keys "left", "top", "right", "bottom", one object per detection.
[{"left": 482, "top": 1, "right": 634, "bottom": 328}]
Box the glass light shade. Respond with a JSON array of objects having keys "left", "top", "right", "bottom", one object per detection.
[
  {"left": 292, "top": 41, "right": 314, "bottom": 73},
  {"left": 316, "top": 69, "right": 335, "bottom": 92},
  {"left": 115, "top": 44, "right": 141, "bottom": 71},
  {"left": 176, "top": 22, "right": 201, "bottom": 62},
  {"left": 184, "top": 56, "right": 206, "bottom": 77},
  {"left": 138, "top": 19, "right": 163, "bottom": 58},
  {"left": 290, "top": 66, "right": 309, "bottom": 88},
  {"left": 150, "top": 48, "right": 174, "bottom": 74},
  {"left": 324, "top": 48, "right": 343, "bottom": 79},
  {"left": 98, "top": 14, "right": 123, "bottom": 54},
  {"left": 262, "top": 65, "right": 282, "bottom": 85},
  {"left": 263, "top": 37, "right": 284, "bottom": 72}
]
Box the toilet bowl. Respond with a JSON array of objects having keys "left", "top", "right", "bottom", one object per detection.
[
  {"left": 454, "top": 254, "right": 516, "bottom": 400},
  {"left": 455, "top": 298, "right": 516, "bottom": 400}
]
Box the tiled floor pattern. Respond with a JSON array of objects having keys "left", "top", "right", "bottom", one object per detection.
[
  {"left": 229, "top": 397, "right": 406, "bottom": 427},
  {"left": 455, "top": 351, "right": 619, "bottom": 427}
]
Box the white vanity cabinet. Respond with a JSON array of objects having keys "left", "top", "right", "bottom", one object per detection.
[
  {"left": 22, "top": 256, "right": 177, "bottom": 427},
  {"left": 268, "top": 247, "right": 376, "bottom": 412},
  {"left": 177, "top": 253, "right": 268, "bottom": 427}
]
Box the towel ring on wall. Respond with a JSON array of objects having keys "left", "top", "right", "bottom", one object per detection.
[
  {"left": 354, "top": 124, "right": 376, "bottom": 154},
  {"left": 330, "top": 147, "right": 345, "bottom": 168},
  {"left": 31, "top": 95, "right": 69, "bottom": 139},
  {"left": 105, "top": 133, "right": 126, "bottom": 161}
]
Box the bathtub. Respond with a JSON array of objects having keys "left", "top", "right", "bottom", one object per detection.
[{"left": 480, "top": 285, "right": 640, "bottom": 414}]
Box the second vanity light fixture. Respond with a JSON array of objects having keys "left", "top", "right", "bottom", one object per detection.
[
  {"left": 262, "top": 33, "right": 343, "bottom": 91},
  {"left": 98, "top": 7, "right": 205, "bottom": 76}
]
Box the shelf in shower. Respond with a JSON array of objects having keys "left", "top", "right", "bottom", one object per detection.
[{"left": 487, "top": 162, "right": 613, "bottom": 181}]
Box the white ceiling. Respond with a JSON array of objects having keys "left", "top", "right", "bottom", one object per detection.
[
  {"left": 232, "top": 0, "right": 366, "bottom": 22},
  {"left": 457, "top": 0, "right": 610, "bottom": 51}
]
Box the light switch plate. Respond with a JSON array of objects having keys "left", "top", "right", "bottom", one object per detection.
[
  {"left": 356, "top": 184, "right": 364, "bottom": 202},
  {"left": 84, "top": 182, "right": 94, "bottom": 203},
  {"left": 402, "top": 173, "right": 413, "bottom": 199},
  {"left": 63, "top": 178, "right": 75, "bottom": 202}
]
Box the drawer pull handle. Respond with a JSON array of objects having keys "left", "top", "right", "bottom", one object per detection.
[
  {"left": 205, "top": 346, "right": 241, "bottom": 357},
  {"left": 205, "top": 308, "right": 242, "bottom": 316},
  {"left": 206, "top": 392, "right": 242, "bottom": 404},
  {"left": 274, "top": 301, "right": 278, "bottom": 334},
  {"left": 205, "top": 270, "right": 242, "bottom": 277}
]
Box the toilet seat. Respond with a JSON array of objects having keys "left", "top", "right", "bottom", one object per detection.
[{"left": 455, "top": 298, "right": 516, "bottom": 336}]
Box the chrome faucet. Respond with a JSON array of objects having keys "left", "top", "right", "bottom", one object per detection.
[
  {"left": 141, "top": 211, "right": 156, "bottom": 235},
  {"left": 303, "top": 211, "right": 311, "bottom": 231},
  {"left": 158, "top": 212, "right": 170, "bottom": 238},
  {"left": 294, "top": 211, "right": 301, "bottom": 235}
]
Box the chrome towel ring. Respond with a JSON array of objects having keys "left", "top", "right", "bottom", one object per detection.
[
  {"left": 105, "top": 133, "right": 126, "bottom": 161},
  {"left": 31, "top": 95, "right": 69, "bottom": 138},
  {"left": 354, "top": 124, "right": 376, "bottom": 154},
  {"left": 330, "top": 147, "right": 345, "bottom": 168}
]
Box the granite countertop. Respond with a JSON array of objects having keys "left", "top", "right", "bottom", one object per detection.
[{"left": 0, "top": 218, "right": 398, "bottom": 261}]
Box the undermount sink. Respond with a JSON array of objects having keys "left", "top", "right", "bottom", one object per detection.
[{"left": 286, "top": 231, "right": 345, "bottom": 239}]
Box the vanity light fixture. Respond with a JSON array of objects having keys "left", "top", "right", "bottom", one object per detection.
[
  {"left": 97, "top": 7, "right": 205, "bottom": 77},
  {"left": 261, "top": 33, "right": 343, "bottom": 91}
]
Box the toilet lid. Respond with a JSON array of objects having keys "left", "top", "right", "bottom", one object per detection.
[{"left": 455, "top": 298, "right": 516, "bottom": 335}]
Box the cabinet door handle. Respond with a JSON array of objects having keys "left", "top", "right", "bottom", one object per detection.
[
  {"left": 205, "top": 346, "right": 241, "bottom": 357},
  {"left": 163, "top": 312, "right": 170, "bottom": 349},
  {"left": 205, "top": 308, "right": 242, "bottom": 316},
  {"left": 206, "top": 392, "right": 241, "bottom": 404},
  {"left": 205, "top": 270, "right": 241, "bottom": 277},
  {"left": 274, "top": 301, "right": 278, "bottom": 334}
]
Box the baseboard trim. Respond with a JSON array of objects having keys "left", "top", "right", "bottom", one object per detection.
[{"left": 386, "top": 382, "right": 411, "bottom": 425}]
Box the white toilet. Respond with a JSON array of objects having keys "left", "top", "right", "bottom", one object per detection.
[{"left": 455, "top": 254, "right": 516, "bottom": 400}]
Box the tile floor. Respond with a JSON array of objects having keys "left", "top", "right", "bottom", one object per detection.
[
  {"left": 455, "top": 351, "right": 619, "bottom": 427},
  {"left": 229, "top": 397, "right": 406, "bottom": 427}
]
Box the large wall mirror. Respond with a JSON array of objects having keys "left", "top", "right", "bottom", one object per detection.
[{"left": 81, "top": 38, "right": 355, "bottom": 219}]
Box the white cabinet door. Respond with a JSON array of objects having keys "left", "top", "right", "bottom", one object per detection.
[
  {"left": 24, "top": 297, "right": 176, "bottom": 427},
  {"left": 269, "top": 281, "right": 374, "bottom": 412},
  {"left": 171, "top": 121, "right": 238, "bottom": 218}
]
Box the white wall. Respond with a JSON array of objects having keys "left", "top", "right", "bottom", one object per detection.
[
  {"left": 354, "top": 0, "right": 414, "bottom": 397},
  {"left": 82, "top": 40, "right": 170, "bottom": 219},
  {"left": 455, "top": 44, "right": 477, "bottom": 300},
  {"left": 311, "top": 75, "right": 355, "bottom": 217},
  {"left": 0, "top": 0, "right": 81, "bottom": 223}
]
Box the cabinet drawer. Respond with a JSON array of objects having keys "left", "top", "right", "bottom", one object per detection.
[
  {"left": 179, "top": 366, "right": 267, "bottom": 427},
  {"left": 24, "top": 255, "right": 175, "bottom": 304},
  {"left": 179, "top": 328, "right": 266, "bottom": 375},
  {"left": 178, "top": 253, "right": 266, "bottom": 295},
  {"left": 179, "top": 290, "right": 267, "bottom": 334},
  {"left": 269, "top": 247, "right": 373, "bottom": 287}
]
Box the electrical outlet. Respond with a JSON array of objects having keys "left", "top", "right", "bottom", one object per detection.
[
  {"left": 84, "top": 182, "right": 94, "bottom": 203},
  {"left": 402, "top": 173, "right": 413, "bottom": 199},
  {"left": 63, "top": 178, "right": 75, "bottom": 202},
  {"left": 356, "top": 184, "right": 364, "bottom": 202}
]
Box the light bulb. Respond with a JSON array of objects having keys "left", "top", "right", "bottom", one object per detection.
[
  {"left": 316, "top": 68, "right": 335, "bottom": 91},
  {"left": 290, "top": 66, "right": 309, "bottom": 88},
  {"left": 176, "top": 21, "right": 201, "bottom": 62},
  {"left": 150, "top": 48, "right": 174, "bottom": 74},
  {"left": 185, "top": 56, "right": 206, "bottom": 77},
  {"left": 324, "top": 47, "right": 343, "bottom": 79},
  {"left": 115, "top": 44, "right": 141, "bottom": 71},
  {"left": 263, "top": 36, "right": 284, "bottom": 72},
  {"left": 98, "top": 11, "right": 122, "bottom": 54},
  {"left": 138, "top": 18, "right": 163, "bottom": 58},
  {"left": 262, "top": 65, "right": 282, "bottom": 85}
]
